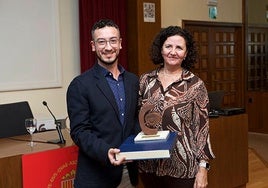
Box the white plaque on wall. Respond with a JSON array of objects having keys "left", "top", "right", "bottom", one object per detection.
[{"left": 143, "top": 2, "right": 155, "bottom": 22}]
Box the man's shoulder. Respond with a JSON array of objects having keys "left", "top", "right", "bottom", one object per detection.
[
  {"left": 124, "top": 71, "right": 139, "bottom": 80},
  {"left": 76, "top": 66, "right": 98, "bottom": 80}
]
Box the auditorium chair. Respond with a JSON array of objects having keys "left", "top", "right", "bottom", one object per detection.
[{"left": 0, "top": 101, "right": 33, "bottom": 138}]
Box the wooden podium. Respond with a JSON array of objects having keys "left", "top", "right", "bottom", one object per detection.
[
  {"left": 208, "top": 114, "right": 248, "bottom": 188},
  {"left": 0, "top": 129, "right": 77, "bottom": 188}
]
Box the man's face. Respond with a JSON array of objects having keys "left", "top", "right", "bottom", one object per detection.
[{"left": 91, "top": 26, "right": 122, "bottom": 66}]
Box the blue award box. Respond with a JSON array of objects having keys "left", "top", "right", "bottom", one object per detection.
[{"left": 116, "top": 131, "right": 177, "bottom": 160}]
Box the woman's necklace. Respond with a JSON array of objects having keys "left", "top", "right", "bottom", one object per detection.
[
  {"left": 159, "top": 69, "right": 182, "bottom": 90},
  {"left": 161, "top": 69, "right": 182, "bottom": 82}
]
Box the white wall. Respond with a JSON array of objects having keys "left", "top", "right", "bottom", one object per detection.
[
  {"left": 248, "top": 0, "right": 268, "bottom": 24},
  {"left": 161, "top": 0, "right": 242, "bottom": 27},
  {"left": 0, "top": 0, "right": 80, "bottom": 120}
]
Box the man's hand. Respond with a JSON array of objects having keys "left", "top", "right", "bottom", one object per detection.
[{"left": 108, "top": 148, "right": 125, "bottom": 166}]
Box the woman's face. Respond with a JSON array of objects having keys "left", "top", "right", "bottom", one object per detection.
[{"left": 161, "top": 35, "right": 187, "bottom": 67}]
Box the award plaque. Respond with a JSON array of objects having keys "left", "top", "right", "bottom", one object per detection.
[{"left": 139, "top": 103, "right": 161, "bottom": 135}]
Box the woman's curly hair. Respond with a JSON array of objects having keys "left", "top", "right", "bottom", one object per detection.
[{"left": 150, "top": 26, "right": 197, "bottom": 70}]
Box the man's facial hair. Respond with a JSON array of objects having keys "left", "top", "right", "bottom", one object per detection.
[{"left": 97, "top": 55, "right": 118, "bottom": 66}]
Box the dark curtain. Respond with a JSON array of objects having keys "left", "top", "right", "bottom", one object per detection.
[{"left": 79, "top": 0, "right": 128, "bottom": 73}]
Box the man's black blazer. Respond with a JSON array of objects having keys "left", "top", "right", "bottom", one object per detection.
[{"left": 66, "top": 63, "right": 140, "bottom": 188}]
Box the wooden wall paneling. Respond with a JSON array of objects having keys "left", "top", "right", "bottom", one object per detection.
[
  {"left": 188, "top": 26, "right": 212, "bottom": 90},
  {"left": 247, "top": 27, "right": 268, "bottom": 91},
  {"left": 126, "top": 0, "right": 139, "bottom": 74},
  {"left": 212, "top": 26, "right": 244, "bottom": 108},
  {"left": 246, "top": 26, "right": 268, "bottom": 133},
  {"left": 246, "top": 91, "right": 262, "bottom": 132},
  {"left": 261, "top": 92, "right": 268, "bottom": 133},
  {"left": 126, "top": 0, "right": 161, "bottom": 76},
  {"left": 183, "top": 21, "right": 244, "bottom": 108},
  {"left": 247, "top": 91, "right": 268, "bottom": 133}
]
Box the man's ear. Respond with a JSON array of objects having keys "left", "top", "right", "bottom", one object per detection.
[
  {"left": 119, "top": 38, "right": 122, "bottom": 49},
  {"left": 90, "top": 41, "right": 96, "bottom": 51}
]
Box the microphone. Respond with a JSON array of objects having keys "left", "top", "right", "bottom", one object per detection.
[{"left": 42, "top": 101, "right": 66, "bottom": 144}]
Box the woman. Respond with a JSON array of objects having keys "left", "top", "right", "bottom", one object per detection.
[{"left": 138, "top": 26, "right": 215, "bottom": 188}]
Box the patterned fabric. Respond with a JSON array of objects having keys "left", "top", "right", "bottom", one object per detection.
[{"left": 138, "top": 67, "right": 215, "bottom": 178}]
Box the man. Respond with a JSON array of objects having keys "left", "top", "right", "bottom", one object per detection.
[{"left": 66, "top": 19, "right": 140, "bottom": 188}]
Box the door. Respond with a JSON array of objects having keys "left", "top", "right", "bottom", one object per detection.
[{"left": 183, "top": 21, "right": 244, "bottom": 108}]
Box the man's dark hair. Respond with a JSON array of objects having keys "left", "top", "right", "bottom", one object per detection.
[{"left": 91, "top": 19, "right": 120, "bottom": 38}]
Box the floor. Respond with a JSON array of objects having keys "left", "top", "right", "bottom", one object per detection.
[
  {"left": 247, "top": 149, "right": 268, "bottom": 188},
  {"left": 248, "top": 132, "right": 268, "bottom": 165}
]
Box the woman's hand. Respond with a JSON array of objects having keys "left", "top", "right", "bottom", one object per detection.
[{"left": 194, "top": 167, "right": 208, "bottom": 188}]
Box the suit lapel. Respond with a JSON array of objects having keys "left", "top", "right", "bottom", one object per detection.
[
  {"left": 123, "top": 74, "right": 133, "bottom": 126},
  {"left": 93, "top": 65, "right": 120, "bottom": 118}
]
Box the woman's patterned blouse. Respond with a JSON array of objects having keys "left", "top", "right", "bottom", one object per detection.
[{"left": 138, "top": 67, "right": 215, "bottom": 178}]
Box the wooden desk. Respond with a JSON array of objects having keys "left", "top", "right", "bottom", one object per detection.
[
  {"left": 208, "top": 114, "right": 248, "bottom": 188},
  {"left": 0, "top": 129, "right": 75, "bottom": 188}
]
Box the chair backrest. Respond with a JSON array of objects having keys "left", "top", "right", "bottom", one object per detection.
[
  {"left": 208, "top": 90, "right": 225, "bottom": 111},
  {"left": 0, "top": 101, "right": 33, "bottom": 138}
]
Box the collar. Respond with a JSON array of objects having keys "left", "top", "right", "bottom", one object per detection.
[
  {"left": 147, "top": 66, "right": 192, "bottom": 82},
  {"left": 96, "top": 63, "right": 125, "bottom": 77}
]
